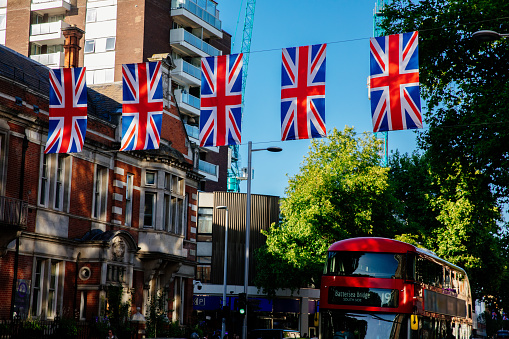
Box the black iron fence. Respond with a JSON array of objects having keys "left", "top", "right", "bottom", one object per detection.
[{"left": 0, "top": 318, "right": 143, "bottom": 339}]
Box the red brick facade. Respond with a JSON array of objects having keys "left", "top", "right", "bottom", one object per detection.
[{"left": 0, "top": 44, "right": 200, "bottom": 325}]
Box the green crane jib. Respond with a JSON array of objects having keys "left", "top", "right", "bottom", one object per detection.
[
  {"left": 227, "top": 0, "right": 257, "bottom": 192},
  {"left": 372, "top": 0, "right": 389, "bottom": 167}
]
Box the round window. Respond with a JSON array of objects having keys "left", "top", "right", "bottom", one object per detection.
[{"left": 79, "top": 266, "right": 91, "bottom": 281}]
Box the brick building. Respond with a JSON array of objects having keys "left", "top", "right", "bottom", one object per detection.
[
  {"left": 0, "top": 0, "right": 231, "bottom": 193},
  {"left": 0, "top": 33, "right": 202, "bottom": 326}
]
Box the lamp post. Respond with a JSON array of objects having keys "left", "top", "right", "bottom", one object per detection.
[
  {"left": 216, "top": 205, "right": 228, "bottom": 339},
  {"left": 472, "top": 30, "right": 509, "bottom": 42},
  {"left": 242, "top": 141, "right": 282, "bottom": 339}
]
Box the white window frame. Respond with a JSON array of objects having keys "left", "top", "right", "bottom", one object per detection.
[
  {"left": 92, "top": 165, "right": 108, "bottom": 220},
  {"left": 31, "top": 259, "right": 45, "bottom": 317},
  {"left": 105, "top": 37, "right": 116, "bottom": 51},
  {"left": 163, "top": 173, "right": 186, "bottom": 235},
  {"left": 84, "top": 39, "right": 95, "bottom": 53},
  {"left": 54, "top": 155, "right": 64, "bottom": 210},
  {"left": 46, "top": 261, "right": 59, "bottom": 318},
  {"left": 39, "top": 153, "right": 49, "bottom": 206},
  {"left": 30, "top": 258, "right": 63, "bottom": 320},
  {"left": 86, "top": 8, "right": 97, "bottom": 22},
  {"left": 125, "top": 173, "right": 133, "bottom": 226},
  {"left": 144, "top": 191, "right": 156, "bottom": 228}
]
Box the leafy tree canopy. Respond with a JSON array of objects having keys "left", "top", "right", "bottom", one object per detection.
[
  {"left": 380, "top": 0, "right": 509, "bottom": 201},
  {"left": 254, "top": 127, "right": 402, "bottom": 296}
]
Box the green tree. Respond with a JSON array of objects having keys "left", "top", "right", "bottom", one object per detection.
[
  {"left": 379, "top": 0, "right": 509, "bottom": 201},
  {"left": 388, "top": 151, "right": 507, "bottom": 303},
  {"left": 254, "top": 127, "right": 402, "bottom": 296}
]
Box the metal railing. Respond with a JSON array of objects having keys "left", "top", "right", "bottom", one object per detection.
[
  {"left": 0, "top": 318, "right": 141, "bottom": 339},
  {"left": 198, "top": 159, "right": 217, "bottom": 176},
  {"left": 170, "top": 28, "right": 221, "bottom": 56},
  {"left": 30, "top": 52, "right": 65, "bottom": 67},
  {"left": 181, "top": 92, "right": 200, "bottom": 109},
  {"left": 184, "top": 124, "right": 200, "bottom": 139},
  {"left": 0, "top": 196, "right": 28, "bottom": 227},
  {"left": 30, "top": 21, "right": 69, "bottom": 36},
  {"left": 172, "top": 59, "right": 201, "bottom": 81},
  {"left": 0, "top": 60, "right": 49, "bottom": 93},
  {"left": 171, "top": 0, "right": 221, "bottom": 31}
]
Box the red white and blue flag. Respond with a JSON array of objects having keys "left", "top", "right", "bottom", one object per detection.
[
  {"left": 121, "top": 61, "right": 163, "bottom": 151},
  {"left": 46, "top": 67, "right": 87, "bottom": 154},
  {"left": 369, "top": 31, "right": 422, "bottom": 132},
  {"left": 199, "top": 53, "right": 243, "bottom": 147},
  {"left": 281, "top": 43, "right": 326, "bottom": 141}
]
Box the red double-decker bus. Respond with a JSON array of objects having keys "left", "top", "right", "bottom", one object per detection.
[{"left": 320, "top": 237, "right": 473, "bottom": 339}]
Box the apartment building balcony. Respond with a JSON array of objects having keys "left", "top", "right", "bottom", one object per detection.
[
  {"left": 184, "top": 123, "right": 199, "bottom": 142},
  {"left": 30, "top": 20, "right": 70, "bottom": 45},
  {"left": 170, "top": 28, "right": 221, "bottom": 58},
  {"left": 198, "top": 159, "right": 218, "bottom": 181},
  {"left": 31, "top": 0, "right": 71, "bottom": 15},
  {"left": 174, "top": 88, "right": 200, "bottom": 116},
  {"left": 30, "top": 51, "right": 65, "bottom": 67},
  {"left": 0, "top": 196, "right": 28, "bottom": 256},
  {"left": 171, "top": 59, "right": 201, "bottom": 87},
  {"left": 170, "top": 0, "right": 222, "bottom": 39}
]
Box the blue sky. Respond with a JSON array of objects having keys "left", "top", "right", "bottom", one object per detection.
[{"left": 216, "top": 0, "right": 422, "bottom": 198}]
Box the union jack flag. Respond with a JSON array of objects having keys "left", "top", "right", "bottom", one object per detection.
[
  {"left": 45, "top": 67, "right": 87, "bottom": 154},
  {"left": 370, "top": 31, "right": 422, "bottom": 132},
  {"left": 199, "top": 53, "right": 243, "bottom": 147},
  {"left": 121, "top": 61, "right": 163, "bottom": 151},
  {"left": 281, "top": 43, "right": 326, "bottom": 141}
]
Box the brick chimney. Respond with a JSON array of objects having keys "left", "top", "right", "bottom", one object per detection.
[{"left": 62, "top": 25, "right": 85, "bottom": 68}]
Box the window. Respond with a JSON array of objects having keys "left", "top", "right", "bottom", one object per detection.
[
  {"left": 86, "top": 8, "right": 97, "bottom": 22},
  {"left": 144, "top": 192, "right": 156, "bottom": 227},
  {"left": 31, "top": 259, "right": 63, "bottom": 319},
  {"left": 163, "top": 173, "right": 185, "bottom": 234},
  {"left": 47, "top": 261, "right": 58, "bottom": 318},
  {"left": 55, "top": 155, "right": 64, "bottom": 209},
  {"left": 38, "top": 153, "right": 70, "bottom": 210},
  {"left": 31, "top": 13, "right": 43, "bottom": 24},
  {"left": 197, "top": 257, "right": 211, "bottom": 283},
  {"left": 80, "top": 291, "right": 87, "bottom": 320},
  {"left": 0, "top": 14, "right": 6, "bottom": 30},
  {"left": 146, "top": 171, "right": 156, "bottom": 185},
  {"left": 31, "top": 259, "right": 43, "bottom": 316},
  {"left": 93, "top": 165, "right": 108, "bottom": 220},
  {"left": 105, "top": 37, "right": 116, "bottom": 51},
  {"left": 48, "top": 14, "right": 64, "bottom": 22},
  {"left": 84, "top": 40, "right": 95, "bottom": 53},
  {"left": 47, "top": 45, "right": 63, "bottom": 53},
  {"left": 30, "top": 43, "right": 41, "bottom": 56},
  {"left": 39, "top": 153, "right": 48, "bottom": 205},
  {"left": 125, "top": 174, "right": 133, "bottom": 226},
  {"left": 197, "top": 207, "right": 212, "bottom": 241}
]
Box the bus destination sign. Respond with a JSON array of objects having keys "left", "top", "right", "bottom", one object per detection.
[{"left": 328, "top": 286, "right": 399, "bottom": 308}]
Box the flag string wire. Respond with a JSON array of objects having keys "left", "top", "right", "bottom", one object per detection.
[
  {"left": 55, "top": 16, "right": 509, "bottom": 70},
  {"left": 242, "top": 120, "right": 509, "bottom": 148}
]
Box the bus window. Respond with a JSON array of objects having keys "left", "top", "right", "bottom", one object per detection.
[{"left": 324, "top": 252, "right": 405, "bottom": 279}]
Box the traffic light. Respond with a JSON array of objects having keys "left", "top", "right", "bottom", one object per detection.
[{"left": 238, "top": 293, "right": 247, "bottom": 316}]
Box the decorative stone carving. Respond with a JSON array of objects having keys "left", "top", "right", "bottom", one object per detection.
[{"left": 111, "top": 237, "right": 126, "bottom": 262}]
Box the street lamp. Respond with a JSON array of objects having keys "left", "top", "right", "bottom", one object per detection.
[
  {"left": 242, "top": 141, "right": 282, "bottom": 339},
  {"left": 216, "top": 205, "right": 228, "bottom": 339},
  {"left": 472, "top": 30, "right": 509, "bottom": 42}
]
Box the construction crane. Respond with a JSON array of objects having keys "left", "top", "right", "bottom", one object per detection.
[
  {"left": 227, "top": 0, "right": 257, "bottom": 192},
  {"left": 372, "top": 0, "right": 389, "bottom": 167}
]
